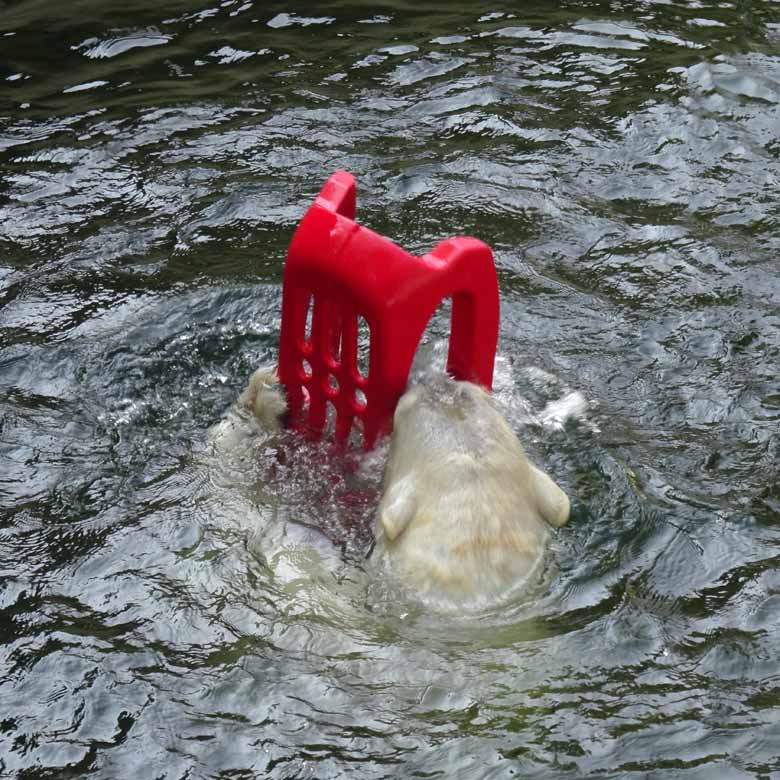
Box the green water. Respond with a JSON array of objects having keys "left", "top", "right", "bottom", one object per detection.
[{"left": 1, "top": 2, "right": 779, "bottom": 778}]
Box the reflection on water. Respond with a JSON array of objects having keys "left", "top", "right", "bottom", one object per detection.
[{"left": 1, "top": 2, "right": 779, "bottom": 778}]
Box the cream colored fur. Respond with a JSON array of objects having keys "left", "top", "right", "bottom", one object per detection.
[
  {"left": 371, "top": 376, "right": 570, "bottom": 609},
  {"left": 209, "top": 366, "right": 286, "bottom": 455}
]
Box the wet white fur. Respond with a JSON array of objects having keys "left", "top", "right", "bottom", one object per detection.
[
  {"left": 372, "top": 377, "right": 570, "bottom": 610},
  {"left": 208, "top": 367, "right": 358, "bottom": 596},
  {"left": 209, "top": 367, "right": 286, "bottom": 454}
]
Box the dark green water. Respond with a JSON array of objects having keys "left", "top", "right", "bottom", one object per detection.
[{"left": 2, "top": 2, "right": 779, "bottom": 778}]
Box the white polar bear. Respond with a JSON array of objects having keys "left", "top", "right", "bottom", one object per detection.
[
  {"left": 371, "top": 376, "right": 570, "bottom": 610},
  {"left": 217, "top": 367, "right": 570, "bottom": 610}
]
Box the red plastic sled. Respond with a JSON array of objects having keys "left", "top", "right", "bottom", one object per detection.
[{"left": 277, "top": 170, "right": 499, "bottom": 448}]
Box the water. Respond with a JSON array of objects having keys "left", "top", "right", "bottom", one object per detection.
[{"left": 1, "top": 1, "right": 779, "bottom": 777}]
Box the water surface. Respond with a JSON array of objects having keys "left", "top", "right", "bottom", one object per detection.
[{"left": 2, "top": 2, "right": 780, "bottom": 778}]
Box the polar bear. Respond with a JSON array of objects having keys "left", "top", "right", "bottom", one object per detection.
[
  {"left": 218, "top": 367, "right": 570, "bottom": 610},
  {"left": 371, "top": 376, "right": 570, "bottom": 610}
]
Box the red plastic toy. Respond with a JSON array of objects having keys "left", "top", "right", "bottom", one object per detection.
[{"left": 277, "top": 170, "right": 499, "bottom": 448}]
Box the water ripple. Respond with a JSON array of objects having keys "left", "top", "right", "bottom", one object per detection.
[{"left": 1, "top": 1, "right": 780, "bottom": 778}]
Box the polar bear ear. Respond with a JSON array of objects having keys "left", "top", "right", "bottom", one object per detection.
[
  {"left": 530, "top": 464, "right": 571, "bottom": 528},
  {"left": 379, "top": 475, "right": 418, "bottom": 542}
]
